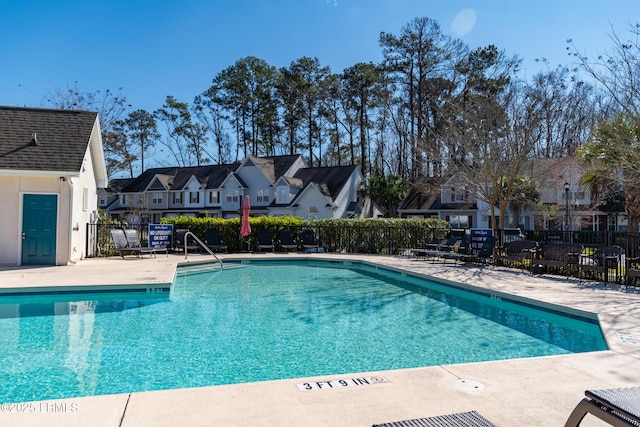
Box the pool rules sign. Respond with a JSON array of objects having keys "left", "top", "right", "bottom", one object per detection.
[{"left": 297, "top": 376, "right": 388, "bottom": 391}]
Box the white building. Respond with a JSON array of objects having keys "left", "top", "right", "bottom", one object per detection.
[{"left": 0, "top": 106, "right": 107, "bottom": 265}]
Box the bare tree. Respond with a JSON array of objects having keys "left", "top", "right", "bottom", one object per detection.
[
  {"left": 571, "top": 22, "right": 640, "bottom": 230},
  {"left": 44, "top": 82, "right": 131, "bottom": 177}
]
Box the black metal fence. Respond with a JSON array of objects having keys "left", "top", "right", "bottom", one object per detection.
[
  {"left": 87, "top": 222, "right": 450, "bottom": 258},
  {"left": 87, "top": 223, "right": 640, "bottom": 285},
  {"left": 521, "top": 229, "right": 640, "bottom": 259}
]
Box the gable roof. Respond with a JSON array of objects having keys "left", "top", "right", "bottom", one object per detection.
[
  {"left": 520, "top": 157, "right": 586, "bottom": 183},
  {"left": 245, "top": 154, "right": 304, "bottom": 183},
  {"left": 104, "top": 177, "right": 136, "bottom": 194},
  {"left": 121, "top": 163, "right": 240, "bottom": 192},
  {"left": 0, "top": 106, "right": 102, "bottom": 176},
  {"left": 398, "top": 177, "right": 442, "bottom": 211},
  {"left": 292, "top": 165, "right": 359, "bottom": 201}
]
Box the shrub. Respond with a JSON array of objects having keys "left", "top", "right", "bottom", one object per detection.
[{"left": 160, "top": 216, "right": 448, "bottom": 253}]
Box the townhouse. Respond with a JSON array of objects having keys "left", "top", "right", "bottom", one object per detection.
[{"left": 101, "top": 154, "right": 366, "bottom": 222}]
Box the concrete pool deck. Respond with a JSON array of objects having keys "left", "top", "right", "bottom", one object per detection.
[{"left": 0, "top": 252, "right": 639, "bottom": 427}]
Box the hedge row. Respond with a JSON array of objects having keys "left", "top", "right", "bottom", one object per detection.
[{"left": 160, "top": 216, "right": 449, "bottom": 254}]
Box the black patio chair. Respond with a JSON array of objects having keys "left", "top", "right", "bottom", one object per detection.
[
  {"left": 278, "top": 229, "right": 298, "bottom": 252},
  {"left": 204, "top": 229, "right": 227, "bottom": 253},
  {"left": 301, "top": 229, "right": 319, "bottom": 251},
  {"left": 257, "top": 229, "right": 275, "bottom": 252},
  {"left": 175, "top": 229, "right": 201, "bottom": 253}
]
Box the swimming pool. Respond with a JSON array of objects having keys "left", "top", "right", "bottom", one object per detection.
[{"left": 0, "top": 260, "right": 607, "bottom": 403}]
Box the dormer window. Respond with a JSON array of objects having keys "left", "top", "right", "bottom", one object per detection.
[
  {"left": 450, "top": 186, "right": 469, "bottom": 202},
  {"left": 277, "top": 187, "right": 288, "bottom": 203}
]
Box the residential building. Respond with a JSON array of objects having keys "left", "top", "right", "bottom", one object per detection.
[
  {"left": 521, "top": 157, "right": 624, "bottom": 231},
  {"left": 102, "top": 155, "right": 366, "bottom": 222},
  {"left": 397, "top": 157, "right": 625, "bottom": 231},
  {"left": 0, "top": 106, "right": 108, "bottom": 265},
  {"left": 398, "top": 175, "right": 479, "bottom": 228}
]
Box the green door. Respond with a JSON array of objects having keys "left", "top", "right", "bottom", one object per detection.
[{"left": 22, "top": 194, "right": 57, "bottom": 265}]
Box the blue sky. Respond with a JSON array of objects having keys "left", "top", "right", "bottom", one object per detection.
[{"left": 1, "top": 1, "right": 638, "bottom": 112}]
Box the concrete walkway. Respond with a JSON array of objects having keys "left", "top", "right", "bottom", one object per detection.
[{"left": 0, "top": 253, "right": 639, "bottom": 426}]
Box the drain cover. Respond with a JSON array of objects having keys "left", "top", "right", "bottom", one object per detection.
[{"left": 455, "top": 379, "right": 485, "bottom": 391}]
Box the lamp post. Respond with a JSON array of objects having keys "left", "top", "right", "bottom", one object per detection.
[{"left": 564, "top": 182, "right": 570, "bottom": 232}]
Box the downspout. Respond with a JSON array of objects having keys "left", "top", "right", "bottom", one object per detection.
[{"left": 67, "top": 176, "right": 77, "bottom": 264}]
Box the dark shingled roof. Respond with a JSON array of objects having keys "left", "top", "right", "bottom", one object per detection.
[
  {"left": 105, "top": 178, "right": 136, "bottom": 194},
  {"left": 0, "top": 106, "right": 98, "bottom": 173},
  {"left": 398, "top": 176, "right": 478, "bottom": 211},
  {"left": 398, "top": 177, "right": 442, "bottom": 211},
  {"left": 121, "top": 163, "right": 241, "bottom": 192},
  {"left": 249, "top": 155, "right": 302, "bottom": 183},
  {"left": 293, "top": 165, "right": 358, "bottom": 201}
]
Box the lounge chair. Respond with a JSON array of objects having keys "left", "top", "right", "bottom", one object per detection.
[
  {"left": 110, "top": 229, "right": 154, "bottom": 259},
  {"left": 421, "top": 236, "right": 461, "bottom": 261},
  {"left": 445, "top": 236, "right": 498, "bottom": 265},
  {"left": 565, "top": 387, "right": 640, "bottom": 426},
  {"left": 278, "top": 229, "right": 298, "bottom": 252},
  {"left": 257, "top": 229, "right": 275, "bottom": 252},
  {"left": 124, "top": 229, "right": 158, "bottom": 257},
  {"left": 373, "top": 410, "right": 496, "bottom": 427},
  {"left": 302, "top": 229, "right": 319, "bottom": 251},
  {"left": 175, "top": 229, "right": 201, "bottom": 253},
  {"left": 409, "top": 236, "right": 456, "bottom": 260},
  {"left": 441, "top": 234, "right": 473, "bottom": 263},
  {"left": 404, "top": 237, "right": 443, "bottom": 258},
  {"left": 204, "top": 229, "right": 228, "bottom": 253},
  {"left": 423, "top": 236, "right": 443, "bottom": 250}
]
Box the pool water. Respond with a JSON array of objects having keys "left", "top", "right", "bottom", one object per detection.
[{"left": 0, "top": 260, "right": 607, "bottom": 403}]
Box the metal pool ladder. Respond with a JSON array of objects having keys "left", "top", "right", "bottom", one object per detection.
[{"left": 183, "top": 231, "right": 224, "bottom": 270}]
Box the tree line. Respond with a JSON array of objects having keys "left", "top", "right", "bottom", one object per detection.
[{"left": 43, "top": 17, "right": 640, "bottom": 230}]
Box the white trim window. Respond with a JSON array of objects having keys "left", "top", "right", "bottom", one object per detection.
[
  {"left": 448, "top": 214, "right": 469, "bottom": 229},
  {"left": 226, "top": 189, "right": 239, "bottom": 203},
  {"left": 450, "top": 186, "right": 469, "bottom": 202},
  {"left": 209, "top": 191, "right": 219, "bottom": 204},
  {"left": 257, "top": 190, "right": 269, "bottom": 203},
  {"left": 307, "top": 206, "right": 319, "bottom": 219},
  {"left": 83, "top": 187, "right": 89, "bottom": 211},
  {"left": 152, "top": 192, "right": 163, "bottom": 204},
  {"left": 277, "top": 187, "right": 288, "bottom": 203},
  {"left": 189, "top": 191, "right": 200, "bottom": 203},
  {"left": 172, "top": 192, "right": 182, "bottom": 204}
]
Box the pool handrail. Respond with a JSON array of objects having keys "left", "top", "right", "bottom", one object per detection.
[{"left": 183, "top": 231, "right": 224, "bottom": 269}]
